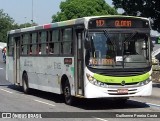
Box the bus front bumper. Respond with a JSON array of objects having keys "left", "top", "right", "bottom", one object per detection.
[{"left": 84, "top": 81, "right": 152, "bottom": 98}]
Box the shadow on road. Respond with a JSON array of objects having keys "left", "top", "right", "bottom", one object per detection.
[
  {"left": 70, "top": 98, "right": 150, "bottom": 110},
  {"left": 0, "top": 84, "right": 12, "bottom": 86},
  {"left": 5, "top": 84, "right": 150, "bottom": 110},
  {"left": 7, "top": 85, "right": 64, "bottom": 103}
]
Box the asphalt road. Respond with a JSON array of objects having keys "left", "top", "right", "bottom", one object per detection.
[{"left": 0, "top": 51, "right": 160, "bottom": 121}]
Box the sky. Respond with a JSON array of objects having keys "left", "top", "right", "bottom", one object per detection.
[
  {"left": 0, "top": 0, "right": 113, "bottom": 25},
  {"left": 0, "top": 0, "right": 159, "bottom": 35}
]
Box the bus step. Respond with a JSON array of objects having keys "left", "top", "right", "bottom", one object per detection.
[
  {"left": 75, "top": 95, "right": 84, "bottom": 98},
  {"left": 15, "top": 83, "right": 20, "bottom": 86},
  {"left": 78, "top": 89, "right": 83, "bottom": 95}
]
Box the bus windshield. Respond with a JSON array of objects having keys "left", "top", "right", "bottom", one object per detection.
[{"left": 86, "top": 31, "right": 150, "bottom": 69}]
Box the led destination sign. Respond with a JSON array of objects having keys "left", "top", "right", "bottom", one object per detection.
[
  {"left": 89, "top": 18, "right": 149, "bottom": 29},
  {"left": 115, "top": 20, "right": 132, "bottom": 27}
]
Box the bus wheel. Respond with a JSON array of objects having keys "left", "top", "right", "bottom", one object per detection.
[
  {"left": 22, "top": 73, "right": 30, "bottom": 94},
  {"left": 63, "top": 81, "right": 73, "bottom": 105}
]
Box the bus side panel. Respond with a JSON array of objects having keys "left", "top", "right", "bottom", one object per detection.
[
  {"left": 20, "top": 57, "right": 75, "bottom": 95},
  {"left": 20, "top": 57, "right": 40, "bottom": 90},
  {"left": 38, "top": 57, "right": 62, "bottom": 94}
]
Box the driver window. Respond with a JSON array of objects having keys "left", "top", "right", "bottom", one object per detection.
[
  {"left": 91, "top": 33, "right": 116, "bottom": 59},
  {"left": 92, "top": 34, "right": 106, "bottom": 58}
]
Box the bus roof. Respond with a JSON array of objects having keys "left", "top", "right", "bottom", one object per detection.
[{"left": 8, "top": 15, "right": 149, "bottom": 35}]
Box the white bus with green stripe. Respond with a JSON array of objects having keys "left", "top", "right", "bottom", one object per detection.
[{"left": 6, "top": 15, "right": 152, "bottom": 105}]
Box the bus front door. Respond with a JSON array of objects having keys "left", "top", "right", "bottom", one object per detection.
[
  {"left": 75, "top": 29, "right": 84, "bottom": 96},
  {"left": 13, "top": 36, "right": 20, "bottom": 85}
]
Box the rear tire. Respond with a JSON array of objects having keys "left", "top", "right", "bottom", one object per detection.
[
  {"left": 63, "top": 80, "right": 74, "bottom": 105},
  {"left": 22, "top": 73, "right": 30, "bottom": 94}
]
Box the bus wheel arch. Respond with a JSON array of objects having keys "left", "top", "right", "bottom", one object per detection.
[
  {"left": 22, "top": 71, "right": 30, "bottom": 94},
  {"left": 61, "top": 75, "right": 74, "bottom": 105}
]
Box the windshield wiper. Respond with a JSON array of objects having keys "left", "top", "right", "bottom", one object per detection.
[
  {"left": 124, "top": 31, "right": 138, "bottom": 43},
  {"left": 123, "top": 32, "right": 139, "bottom": 61},
  {"left": 103, "top": 30, "right": 116, "bottom": 52},
  {"left": 103, "top": 30, "right": 113, "bottom": 44},
  {"left": 103, "top": 30, "right": 116, "bottom": 67}
]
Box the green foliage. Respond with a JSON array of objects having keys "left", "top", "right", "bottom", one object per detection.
[
  {"left": 0, "top": 9, "right": 14, "bottom": 42},
  {"left": 52, "top": 0, "right": 118, "bottom": 22},
  {"left": 112, "top": 0, "right": 160, "bottom": 32},
  {"left": 13, "top": 23, "right": 37, "bottom": 29},
  {"left": 0, "top": 9, "right": 38, "bottom": 43}
]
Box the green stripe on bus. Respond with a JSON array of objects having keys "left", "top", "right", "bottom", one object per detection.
[
  {"left": 93, "top": 72, "right": 150, "bottom": 83},
  {"left": 70, "top": 67, "right": 74, "bottom": 76},
  {"left": 51, "top": 23, "right": 58, "bottom": 28}
]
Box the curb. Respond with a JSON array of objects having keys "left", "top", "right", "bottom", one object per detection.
[{"left": 152, "top": 83, "right": 160, "bottom": 88}]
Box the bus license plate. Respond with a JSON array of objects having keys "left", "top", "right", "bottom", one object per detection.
[{"left": 117, "top": 89, "right": 128, "bottom": 94}]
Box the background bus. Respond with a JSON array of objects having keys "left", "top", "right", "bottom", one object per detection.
[{"left": 6, "top": 15, "right": 152, "bottom": 105}]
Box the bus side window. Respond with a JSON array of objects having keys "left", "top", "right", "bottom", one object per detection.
[
  {"left": 21, "top": 35, "right": 24, "bottom": 55},
  {"left": 29, "top": 34, "right": 32, "bottom": 55},
  {"left": 23, "top": 34, "right": 29, "bottom": 55},
  {"left": 62, "top": 28, "right": 72, "bottom": 55},
  {"left": 32, "top": 33, "right": 37, "bottom": 55},
  {"left": 46, "top": 31, "right": 49, "bottom": 54},
  {"left": 49, "top": 43, "right": 54, "bottom": 54},
  {"left": 8, "top": 36, "right": 14, "bottom": 56},
  {"left": 29, "top": 45, "right": 32, "bottom": 55},
  {"left": 40, "top": 31, "right": 47, "bottom": 55},
  {"left": 37, "top": 32, "right": 41, "bottom": 55},
  {"left": 51, "top": 29, "right": 60, "bottom": 54}
]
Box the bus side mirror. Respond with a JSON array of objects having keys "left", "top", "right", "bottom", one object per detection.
[{"left": 84, "top": 38, "right": 91, "bottom": 49}]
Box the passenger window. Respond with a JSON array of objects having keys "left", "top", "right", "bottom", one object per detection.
[
  {"left": 49, "top": 30, "right": 60, "bottom": 54},
  {"left": 41, "top": 31, "right": 47, "bottom": 54},
  {"left": 23, "top": 34, "right": 29, "bottom": 55},
  {"left": 8, "top": 37, "right": 14, "bottom": 56},
  {"left": 62, "top": 28, "right": 72, "bottom": 54},
  {"left": 32, "top": 33, "right": 37, "bottom": 55}
]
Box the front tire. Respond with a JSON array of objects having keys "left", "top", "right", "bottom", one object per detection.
[
  {"left": 63, "top": 81, "right": 74, "bottom": 105},
  {"left": 22, "top": 73, "right": 30, "bottom": 94}
]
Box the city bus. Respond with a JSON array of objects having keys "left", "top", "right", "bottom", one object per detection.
[{"left": 6, "top": 15, "right": 152, "bottom": 105}]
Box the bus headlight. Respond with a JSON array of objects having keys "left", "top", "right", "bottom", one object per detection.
[
  {"left": 86, "top": 73, "right": 108, "bottom": 88},
  {"left": 139, "top": 78, "right": 151, "bottom": 86},
  {"left": 86, "top": 73, "right": 94, "bottom": 81}
]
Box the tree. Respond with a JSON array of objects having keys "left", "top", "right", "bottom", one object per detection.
[
  {"left": 0, "top": 9, "right": 14, "bottom": 42},
  {"left": 52, "top": 0, "right": 118, "bottom": 22},
  {"left": 14, "top": 23, "right": 37, "bottom": 29},
  {"left": 112, "top": 0, "right": 160, "bottom": 32},
  {"left": 0, "top": 9, "right": 38, "bottom": 42}
]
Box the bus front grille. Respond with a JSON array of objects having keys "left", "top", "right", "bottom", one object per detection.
[{"left": 107, "top": 89, "right": 137, "bottom": 95}]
